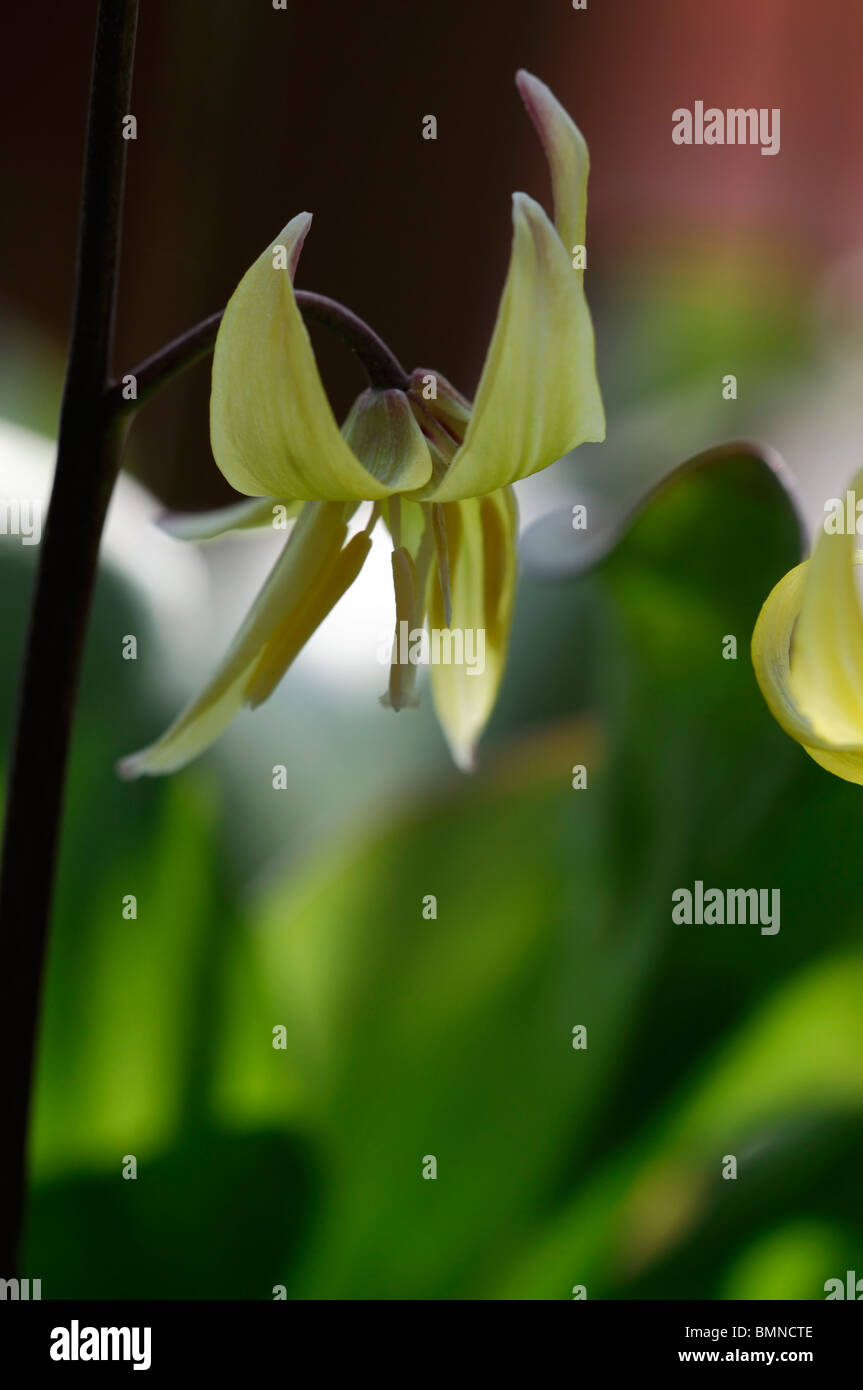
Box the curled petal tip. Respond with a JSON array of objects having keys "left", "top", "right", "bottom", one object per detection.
[
  {"left": 513, "top": 68, "right": 589, "bottom": 260},
  {"left": 514, "top": 68, "right": 538, "bottom": 98},
  {"left": 288, "top": 209, "right": 313, "bottom": 236},
  {"left": 116, "top": 755, "right": 143, "bottom": 782},
  {"left": 278, "top": 211, "right": 313, "bottom": 277},
  {"left": 452, "top": 742, "right": 478, "bottom": 774},
  {"left": 270, "top": 208, "right": 313, "bottom": 252}
]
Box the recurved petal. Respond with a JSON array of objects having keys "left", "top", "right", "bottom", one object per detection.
[
  {"left": 210, "top": 213, "right": 427, "bottom": 500},
  {"left": 751, "top": 544, "right": 863, "bottom": 785},
  {"left": 516, "top": 69, "right": 589, "bottom": 264},
  {"left": 119, "top": 500, "right": 362, "bottom": 777},
  {"left": 418, "top": 193, "right": 604, "bottom": 502},
  {"left": 158, "top": 497, "right": 301, "bottom": 541},
  {"left": 427, "top": 487, "right": 518, "bottom": 770}
]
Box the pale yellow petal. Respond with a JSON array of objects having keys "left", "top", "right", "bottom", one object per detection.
[
  {"left": 159, "top": 497, "right": 301, "bottom": 541},
  {"left": 427, "top": 487, "right": 518, "bottom": 769},
  {"left": 418, "top": 194, "right": 604, "bottom": 502},
  {"left": 752, "top": 556, "right": 863, "bottom": 786},
  {"left": 119, "top": 501, "right": 359, "bottom": 777},
  {"left": 210, "top": 213, "right": 430, "bottom": 500},
  {"left": 515, "top": 69, "right": 588, "bottom": 264},
  {"left": 790, "top": 488, "right": 863, "bottom": 745}
]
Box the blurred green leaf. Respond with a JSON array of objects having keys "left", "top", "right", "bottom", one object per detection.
[
  {"left": 721, "top": 1222, "right": 848, "bottom": 1300},
  {"left": 14, "top": 429, "right": 863, "bottom": 1300},
  {"left": 231, "top": 445, "right": 862, "bottom": 1300}
]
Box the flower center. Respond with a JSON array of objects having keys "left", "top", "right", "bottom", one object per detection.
[{"left": 405, "top": 367, "right": 472, "bottom": 491}]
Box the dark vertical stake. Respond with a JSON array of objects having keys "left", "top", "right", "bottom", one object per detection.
[{"left": 0, "top": 0, "right": 139, "bottom": 1270}]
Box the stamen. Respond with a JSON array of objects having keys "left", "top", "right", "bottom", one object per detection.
[
  {"left": 381, "top": 513, "right": 436, "bottom": 713},
  {"left": 387, "top": 546, "right": 419, "bottom": 712},
  {"left": 388, "top": 495, "right": 402, "bottom": 549},
  {"left": 432, "top": 504, "right": 453, "bottom": 628},
  {"left": 481, "top": 497, "right": 508, "bottom": 646}
]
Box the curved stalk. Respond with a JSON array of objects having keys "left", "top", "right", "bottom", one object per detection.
[{"left": 107, "top": 291, "right": 409, "bottom": 416}]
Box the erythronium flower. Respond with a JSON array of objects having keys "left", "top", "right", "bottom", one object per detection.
[
  {"left": 119, "top": 71, "right": 604, "bottom": 779},
  {"left": 752, "top": 468, "right": 863, "bottom": 784}
]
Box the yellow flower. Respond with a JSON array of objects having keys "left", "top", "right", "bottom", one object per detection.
[
  {"left": 120, "top": 71, "right": 604, "bottom": 778},
  {"left": 752, "top": 468, "right": 863, "bottom": 783}
]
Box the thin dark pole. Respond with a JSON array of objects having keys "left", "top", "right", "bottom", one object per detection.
[{"left": 0, "top": 0, "right": 139, "bottom": 1272}]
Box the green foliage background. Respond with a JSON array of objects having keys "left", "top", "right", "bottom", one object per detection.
[{"left": 3, "top": 265, "right": 862, "bottom": 1302}]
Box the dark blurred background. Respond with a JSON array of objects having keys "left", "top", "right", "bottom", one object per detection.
[{"left": 4, "top": 0, "right": 863, "bottom": 509}]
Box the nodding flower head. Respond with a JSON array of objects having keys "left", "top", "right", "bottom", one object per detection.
[{"left": 120, "top": 70, "right": 605, "bottom": 779}]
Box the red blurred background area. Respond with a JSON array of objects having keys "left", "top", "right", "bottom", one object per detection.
[{"left": 1, "top": 0, "right": 859, "bottom": 507}]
